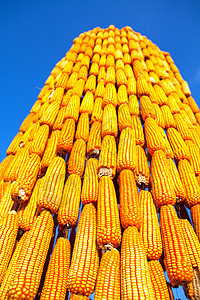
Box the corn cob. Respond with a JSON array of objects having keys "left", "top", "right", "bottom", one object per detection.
[
  {"left": 75, "top": 113, "right": 90, "bottom": 142},
  {"left": 6, "top": 132, "right": 23, "bottom": 155},
  {"left": 57, "top": 118, "right": 75, "bottom": 154},
  {"left": 52, "top": 106, "right": 67, "bottom": 130},
  {"left": 127, "top": 76, "right": 137, "bottom": 94},
  {"left": 70, "top": 294, "right": 90, "bottom": 299},
  {"left": 139, "top": 190, "right": 162, "bottom": 259},
  {"left": 167, "top": 127, "right": 191, "bottom": 161},
  {"left": 65, "top": 95, "right": 80, "bottom": 122},
  {"left": 154, "top": 84, "right": 168, "bottom": 105},
  {"left": 182, "top": 104, "right": 197, "bottom": 125},
  {"left": 118, "top": 103, "right": 133, "bottom": 131},
  {"left": 80, "top": 91, "right": 94, "bottom": 115},
  {"left": 148, "top": 260, "right": 171, "bottom": 300},
  {"left": 95, "top": 81, "right": 104, "bottom": 99},
  {"left": 19, "top": 113, "right": 35, "bottom": 133},
  {"left": 56, "top": 73, "right": 69, "bottom": 88},
  {"left": 117, "top": 84, "right": 128, "bottom": 105},
  {"left": 97, "top": 176, "right": 121, "bottom": 249},
  {"left": 131, "top": 115, "right": 145, "bottom": 146},
  {"left": 58, "top": 174, "right": 81, "bottom": 228},
  {"left": 11, "top": 153, "right": 40, "bottom": 202},
  {"left": 37, "top": 156, "right": 65, "bottom": 213},
  {"left": 144, "top": 117, "right": 165, "bottom": 155},
  {"left": 160, "top": 204, "right": 193, "bottom": 286},
  {"left": 135, "top": 145, "right": 150, "bottom": 187},
  {"left": 121, "top": 226, "right": 155, "bottom": 300},
  {"left": 98, "top": 135, "right": 117, "bottom": 178},
  {"left": 117, "top": 128, "right": 136, "bottom": 173},
  {"left": 153, "top": 103, "right": 166, "bottom": 128},
  {"left": 29, "top": 124, "right": 49, "bottom": 157},
  {"left": 185, "top": 140, "right": 200, "bottom": 175},
  {"left": 91, "top": 97, "right": 103, "bottom": 123},
  {"left": 68, "top": 139, "right": 86, "bottom": 176},
  {"left": 0, "top": 231, "right": 29, "bottom": 300},
  {"left": 196, "top": 112, "right": 200, "bottom": 124},
  {"left": 40, "top": 237, "right": 71, "bottom": 300},
  {"left": 159, "top": 78, "right": 176, "bottom": 96},
  {"left": 0, "top": 211, "right": 18, "bottom": 284},
  {"left": 8, "top": 147, "right": 30, "bottom": 183},
  {"left": 180, "top": 219, "right": 200, "bottom": 272},
  {"left": 178, "top": 159, "right": 200, "bottom": 208},
  {"left": 160, "top": 105, "right": 176, "bottom": 128},
  {"left": 40, "top": 100, "right": 60, "bottom": 127},
  {"left": 94, "top": 249, "right": 120, "bottom": 300},
  {"left": 128, "top": 94, "right": 139, "bottom": 115},
  {"left": 188, "top": 96, "right": 199, "bottom": 114},
  {"left": 81, "top": 158, "right": 98, "bottom": 205},
  {"left": 8, "top": 210, "right": 54, "bottom": 300},
  {"left": 0, "top": 155, "right": 14, "bottom": 182},
  {"left": 66, "top": 72, "right": 78, "bottom": 90},
  {"left": 87, "top": 121, "right": 101, "bottom": 157},
  {"left": 151, "top": 150, "right": 176, "bottom": 207},
  {"left": 103, "top": 83, "right": 117, "bottom": 108},
  {"left": 0, "top": 183, "right": 14, "bottom": 218},
  {"left": 140, "top": 95, "right": 156, "bottom": 121},
  {"left": 19, "top": 121, "right": 39, "bottom": 149},
  {"left": 166, "top": 158, "right": 185, "bottom": 202},
  {"left": 119, "top": 169, "right": 141, "bottom": 229},
  {"left": 180, "top": 109, "right": 194, "bottom": 127},
  {"left": 158, "top": 127, "right": 174, "bottom": 159},
  {"left": 167, "top": 94, "right": 181, "bottom": 114},
  {"left": 136, "top": 75, "right": 150, "bottom": 97},
  {"left": 102, "top": 104, "right": 118, "bottom": 138},
  {"left": 116, "top": 68, "right": 127, "bottom": 86},
  {"left": 173, "top": 113, "right": 193, "bottom": 141},
  {"left": 191, "top": 204, "right": 200, "bottom": 242},
  {"left": 17, "top": 179, "right": 41, "bottom": 231},
  {"left": 67, "top": 204, "right": 99, "bottom": 296}
]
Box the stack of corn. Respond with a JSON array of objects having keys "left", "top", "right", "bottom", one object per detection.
[{"left": 0, "top": 25, "right": 200, "bottom": 300}]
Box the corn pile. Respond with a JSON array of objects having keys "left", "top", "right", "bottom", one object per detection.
[{"left": 1, "top": 24, "right": 200, "bottom": 300}]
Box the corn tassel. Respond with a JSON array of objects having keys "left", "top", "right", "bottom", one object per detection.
[
  {"left": 119, "top": 169, "right": 141, "bottom": 229},
  {"left": 91, "top": 97, "right": 103, "bottom": 123},
  {"left": 151, "top": 150, "right": 176, "bottom": 207},
  {"left": 128, "top": 94, "right": 139, "bottom": 115},
  {"left": 98, "top": 135, "right": 117, "bottom": 179},
  {"left": 148, "top": 260, "right": 171, "bottom": 300},
  {"left": 67, "top": 204, "right": 99, "bottom": 296},
  {"left": 68, "top": 139, "right": 86, "bottom": 176},
  {"left": 6, "top": 132, "right": 23, "bottom": 155},
  {"left": 57, "top": 118, "right": 76, "bottom": 154},
  {"left": 178, "top": 159, "right": 200, "bottom": 208},
  {"left": 97, "top": 176, "right": 121, "bottom": 249},
  {"left": 191, "top": 204, "right": 200, "bottom": 242},
  {"left": 40, "top": 237, "right": 71, "bottom": 300},
  {"left": 81, "top": 158, "right": 98, "bottom": 205},
  {"left": 37, "top": 156, "right": 66, "bottom": 213},
  {"left": 167, "top": 127, "right": 191, "bottom": 161},
  {"left": 58, "top": 174, "right": 81, "bottom": 228},
  {"left": 11, "top": 153, "right": 40, "bottom": 202},
  {"left": 102, "top": 104, "right": 118, "bottom": 138},
  {"left": 80, "top": 91, "right": 94, "bottom": 115},
  {"left": 87, "top": 121, "right": 101, "bottom": 158},
  {"left": 160, "top": 204, "right": 193, "bottom": 286},
  {"left": 136, "top": 145, "right": 150, "bottom": 187},
  {"left": 7, "top": 210, "right": 54, "bottom": 300},
  {"left": 94, "top": 249, "right": 120, "bottom": 300},
  {"left": 139, "top": 190, "right": 162, "bottom": 259},
  {"left": 132, "top": 115, "right": 145, "bottom": 146},
  {"left": 121, "top": 226, "right": 156, "bottom": 300}
]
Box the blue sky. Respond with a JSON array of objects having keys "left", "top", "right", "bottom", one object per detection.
[{"left": 0, "top": 1, "right": 199, "bottom": 298}]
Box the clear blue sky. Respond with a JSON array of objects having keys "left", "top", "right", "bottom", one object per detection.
[{"left": 1, "top": 1, "right": 200, "bottom": 298}]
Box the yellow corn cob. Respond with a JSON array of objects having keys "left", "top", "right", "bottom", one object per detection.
[
  {"left": 97, "top": 176, "right": 121, "bottom": 249},
  {"left": 151, "top": 150, "right": 176, "bottom": 207},
  {"left": 117, "top": 128, "right": 136, "bottom": 173},
  {"left": 0, "top": 181, "right": 9, "bottom": 201},
  {"left": 66, "top": 72, "right": 78, "bottom": 90},
  {"left": 8, "top": 210, "right": 54, "bottom": 300},
  {"left": 149, "top": 71, "right": 160, "bottom": 84},
  {"left": 102, "top": 103, "right": 118, "bottom": 138},
  {"left": 117, "top": 84, "right": 128, "bottom": 105},
  {"left": 7, "top": 148, "right": 29, "bottom": 183},
  {"left": 167, "top": 127, "right": 191, "bottom": 161},
  {"left": 105, "top": 66, "right": 116, "bottom": 84},
  {"left": 159, "top": 78, "right": 176, "bottom": 96},
  {"left": 167, "top": 94, "right": 181, "bottom": 114},
  {"left": 17, "top": 179, "right": 41, "bottom": 231},
  {"left": 0, "top": 183, "right": 14, "bottom": 218},
  {"left": 0, "top": 155, "right": 14, "bottom": 182},
  {"left": 119, "top": 169, "right": 141, "bottom": 229},
  {"left": 90, "top": 62, "right": 99, "bottom": 75},
  {"left": 84, "top": 75, "right": 96, "bottom": 93},
  {"left": 181, "top": 80, "right": 191, "bottom": 96},
  {"left": 98, "top": 66, "right": 106, "bottom": 82},
  {"left": 78, "top": 66, "right": 88, "bottom": 81},
  {"left": 49, "top": 87, "right": 65, "bottom": 103},
  {"left": 128, "top": 94, "right": 139, "bottom": 115},
  {"left": 65, "top": 94, "right": 80, "bottom": 122},
  {"left": 98, "top": 135, "right": 117, "bottom": 178},
  {"left": 67, "top": 204, "right": 99, "bottom": 296},
  {"left": 190, "top": 128, "right": 200, "bottom": 151},
  {"left": 133, "top": 59, "right": 144, "bottom": 78},
  {"left": 61, "top": 89, "right": 73, "bottom": 107},
  {"left": 180, "top": 219, "right": 200, "bottom": 272},
  {"left": 40, "top": 130, "right": 60, "bottom": 175},
  {"left": 6, "top": 132, "right": 23, "bottom": 155},
  {"left": 132, "top": 115, "right": 145, "bottom": 146},
  {"left": 191, "top": 204, "right": 200, "bottom": 242},
  {"left": 95, "top": 81, "right": 105, "bottom": 99},
  {"left": 173, "top": 113, "right": 193, "bottom": 141},
  {"left": 148, "top": 260, "right": 171, "bottom": 300},
  {"left": 118, "top": 103, "right": 133, "bottom": 131},
  {"left": 40, "top": 100, "right": 60, "bottom": 127},
  {"left": 139, "top": 190, "right": 162, "bottom": 259},
  {"left": 158, "top": 127, "right": 174, "bottom": 159},
  {"left": 160, "top": 205, "right": 193, "bottom": 286},
  {"left": 153, "top": 103, "right": 166, "bottom": 128},
  {"left": 57, "top": 118, "right": 75, "bottom": 155},
  {"left": 19, "top": 113, "right": 35, "bottom": 133},
  {"left": 70, "top": 294, "right": 90, "bottom": 300},
  {"left": 91, "top": 97, "right": 103, "bottom": 123},
  {"left": 188, "top": 96, "right": 199, "bottom": 114},
  {"left": 144, "top": 117, "right": 165, "bottom": 155},
  {"left": 0, "top": 211, "right": 18, "bottom": 284},
  {"left": 180, "top": 109, "right": 194, "bottom": 128},
  {"left": 140, "top": 95, "right": 156, "bottom": 121},
  {"left": 94, "top": 249, "right": 120, "bottom": 300},
  {"left": 153, "top": 84, "right": 168, "bottom": 105},
  {"left": 87, "top": 121, "right": 101, "bottom": 158},
  {"left": 0, "top": 231, "right": 29, "bottom": 300},
  {"left": 121, "top": 226, "right": 156, "bottom": 300},
  {"left": 136, "top": 75, "right": 150, "bottom": 97},
  {"left": 37, "top": 156, "right": 66, "bottom": 213},
  {"left": 116, "top": 68, "right": 127, "bottom": 86},
  {"left": 56, "top": 72, "right": 69, "bottom": 88},
  {"left": 30, "top": 99, "right": 41, "bottom": 114},
  {"left": 102, "top": 83, "right": 117, "bottom": 108},
  {"left": 29, "top": 124, "right": 49, "bottom": 157},
  {"left": 40, "top": 237, "right": 71, "bottom": 300},
  {"left": 58, "top": 174, "right": 81, "bottom": 228},
  {"left": 196, "top": 112, "right": 200, "bottom": 124},
  {"left": 178, "top": 159, "right": 200, "bottom": 208},
  {"left": 68, "top": 139, "right": 86, "bottom": 176},
  {"left": 185, "top": 140, "right": 200, "bottom": 175},
  {"left": 11, "top": 153, "right": 40, "bottom": 202},
  {"left": 127, "top": 76, "right": 137, "bottom": 95},
  {"left": 136, "top": 145, "right": 150, "bottom": 187},
  {"left": 160, "top": 105, "right": 176, "bottom": 128},
  {"left": 75, "top": 113, "right": 89, "bottom": 142},
  {"left": 73, "top": 79, "right": 85, "bottom": 97},
  {"left": 80, "top": 91, "right": 94, "bottom": 115},
  {"left": 81, "top": 158, "right": 98, "bottom": 205},
  {"left": 52, "top": 106, "right": 67, "bottom": 130}
]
